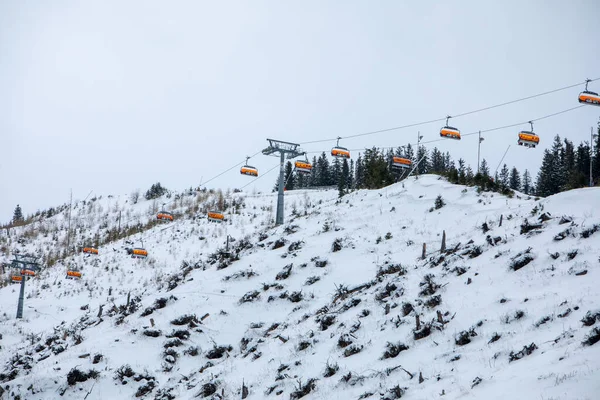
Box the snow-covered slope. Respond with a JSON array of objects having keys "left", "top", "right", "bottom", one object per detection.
[{"left": 0, "top": 175, "right": 599, "bottom": 400}]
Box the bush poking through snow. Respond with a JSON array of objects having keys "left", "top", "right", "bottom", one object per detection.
[
  {"left": 425, "top": 295, "right": 442, "bottom": 308},
  {"left": 272, "top": 238, "right": 286, "bottom": 250},
  {"left": 114, "top": 365, "right": 135, "bottom": 384},
  {"left": 434, "top": 195, "right": 445, "bottom": 210},
  {"left": 290, "top": 378, "right": 317, "bottom": 399},
  {"left": 509, "top": 343, "right": 537, "bottom": 362},
  {"left": 402, "top": 302, "right": 414, "bottom": 316},
  {"left": 298, "top": 340, "right": 312, "bottom": 351},
  {"left": 170, "top": 314, "right": 200, "bottom": 327},
  {"left": 338, "top": 334, "right": 353, "bottom": 348},
  {"left": 502, "top": 310, "right": 526, "bottom": 324},
  {"left": 332, "top": 238, "right": 343, "bottom": 252},
  {"left": 580, "top": 224, "right": 599, "bottom": 239},
  {"left": 413, "top": 323, "right": 432, "bottom": 340},
  {"left": 534, "top": 315, "right": 552, "bottom": 327},
  {"left": 183, "top": 346, "right": 199, "bottom": 356},
  {"left": 304, "top": 276, "right": 320, "bottom": 286},
  {"left": 313, "top": 258, "right": 328, "bottom": 268},
  {"left": 135, "top": 379, "right": 157, "bottom": 397},
  {"left": 92, "top": 353, "right": 103, "bottom": 364},
  {"left": 288, "top": 241, "right": 304, "bottom": 252},
  {"left": 163, "top": 339, "right": 184, "bottom": 348},
  {"left": 163, "top": 348, "right": 179, "bottom": 364},
  {"left": 376, "top": 282, "right": 400, "bottom": 302},
  {"left": 205, "top": 345, "right": 233, "bottom": 359},
  {"left": 419, "top": 274, "right": 439, "bottom": 296},
  {"left": 166, "top": 330, "right": 190, "bottom": 340},
  {"left": 582, "top": 327, "right": 600, "bottom": 346},
  {"left": 488, "top": 332, "right": 501, "bottom": 344},
  {"left": 343, "top": 344, "right": 363, "bottom": 357},
  {"left": 581, "top": 310, "right": 600, "bottom": 326},
  {"left": 381, "top": 342, "right": 409, "bottom": 359},
  {"left": 317, "top": 314, "right": 336, "bottom": 331},
  {"left": 143, "top": 329, "right": 162, "bottom": 338},
  {"left": 323, "top": 361, "right": 339, "bottom": 378},
  {"left": 67, "top": 368, "right": 99, "bottom": 386},
  {"left": 455, "top": 329, "right": 477, "bottom": 346},
  {"left": 285, "top": 291, "right": 302, "bottom": 302},
  {"left": 382, "top": 385, "right": 406, "bottom": 399},
  {"left": 275, "top": 264, "right": 293, "bottom": 280},
  {"left": 200, "top": 382, "right": 217, "bottom": 397},
  {"left": 223, "top": 269, "right": 258, "bottom": 282},
  {"left": 510, "top": 249, "right": 534, "bottom": 271},
  {"left": 377, "top": 263, "right": 406, "bottom": 277}
]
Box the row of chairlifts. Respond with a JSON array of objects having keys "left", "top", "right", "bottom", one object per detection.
[{"left": 441, "top": 115, "right": 541, "bottom": 149}]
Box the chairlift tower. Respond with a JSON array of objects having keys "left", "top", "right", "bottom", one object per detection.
[
  {"left": 262, "top": 139, "right": 305, "bottom": 225},
  {"left": 9, "top": 254, "right": 41, "bottom": 319}
]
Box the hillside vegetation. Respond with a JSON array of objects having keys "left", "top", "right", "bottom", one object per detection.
[{"left": 0, "top": 175, "right": 598, "bottom": 400}]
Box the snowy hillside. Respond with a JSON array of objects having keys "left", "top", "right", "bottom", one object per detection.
[{"left": 0, "top": 175, "right": 599, "bottom": 400}]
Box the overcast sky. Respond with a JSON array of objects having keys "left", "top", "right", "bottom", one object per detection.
[{"left": 1, "top": 1, "right": 599, "bottom": 223}]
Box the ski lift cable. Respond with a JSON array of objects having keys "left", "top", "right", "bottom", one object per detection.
[
  {"left": 75, "top": 89, "right": 592, "bottom": 240},
  {"left": 298, "top": 78, "right": 599, "bottom": 145},
  {"left": 67, "top": 85, "right": 592, "bottom": 251},
  {"left": 301, "top": 104, "right": 586, "bottom": 154}
]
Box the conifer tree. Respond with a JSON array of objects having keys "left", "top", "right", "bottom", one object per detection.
[
  {"left": 465, "top": 165, "right": 474, "bottom": 185},
  {"left": 499, "top": 164, "right": 510, "bottom": 188},
  {"left": 457, "top": 158, "right": 466, "bottom": 184},
  {"left": 416, "top": 145, "right": 429, "bottom": 174},
  {"left": 348, "top": 159, "right": 355, "bottom": 189},
  {"left": 354, "top": 154, "right": 365, "bottom": 189},
  {"left": 309, "top": 156, "right": 318, "bottom": 187},
  {"left": 13, "top": 204, "right": 24, "bottom": 225},
  {"left": 480, "top": 159, "right": 490, "bottom": 178},
  {"left": 405, "top": 143, "right": 414, "bottom": 161},
  {"left": 509, "top": 167, "right": 521, "bottom": 191},
  {"left": 284, "top": 161, "right": 294, "bottom": 190},
  {"left": 522, "top": 169, "right": 532, "bottom": 194},
  {"left": 536, "top": 149, "right": 556, "bottom": 196}
]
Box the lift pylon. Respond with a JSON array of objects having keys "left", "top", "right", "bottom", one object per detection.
[
  {"left": 8, "top": 254, "right": 42, "bottom": 319},
  {"left": 262, "top": 139, "right": 304, "bottom": 225}
]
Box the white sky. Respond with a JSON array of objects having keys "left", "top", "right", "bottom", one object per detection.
[{"left": 1, "top": 1, "right": 599, "bottom": 223}]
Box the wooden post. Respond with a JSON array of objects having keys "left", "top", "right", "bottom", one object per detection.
[
  {"left": 150, "top": 318, "right": 155, "bottom": 327},
  {"left": 441, "top": 230, "right": 446, "bottom": 253},
  {"left": 415, "top": 314, "right": 421, "bottom": 330},
  {"left": 499, "top": 214, "right": 503, "bottom": 227},
  {"left": 97, "top": 305, "right": 104, "bottom": 318},
  {"left": 126, "top": 292, "right": 131, "bottom": 309},
  {"left": 422, "top": 243, "right": 427, "bottom": 260}
]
